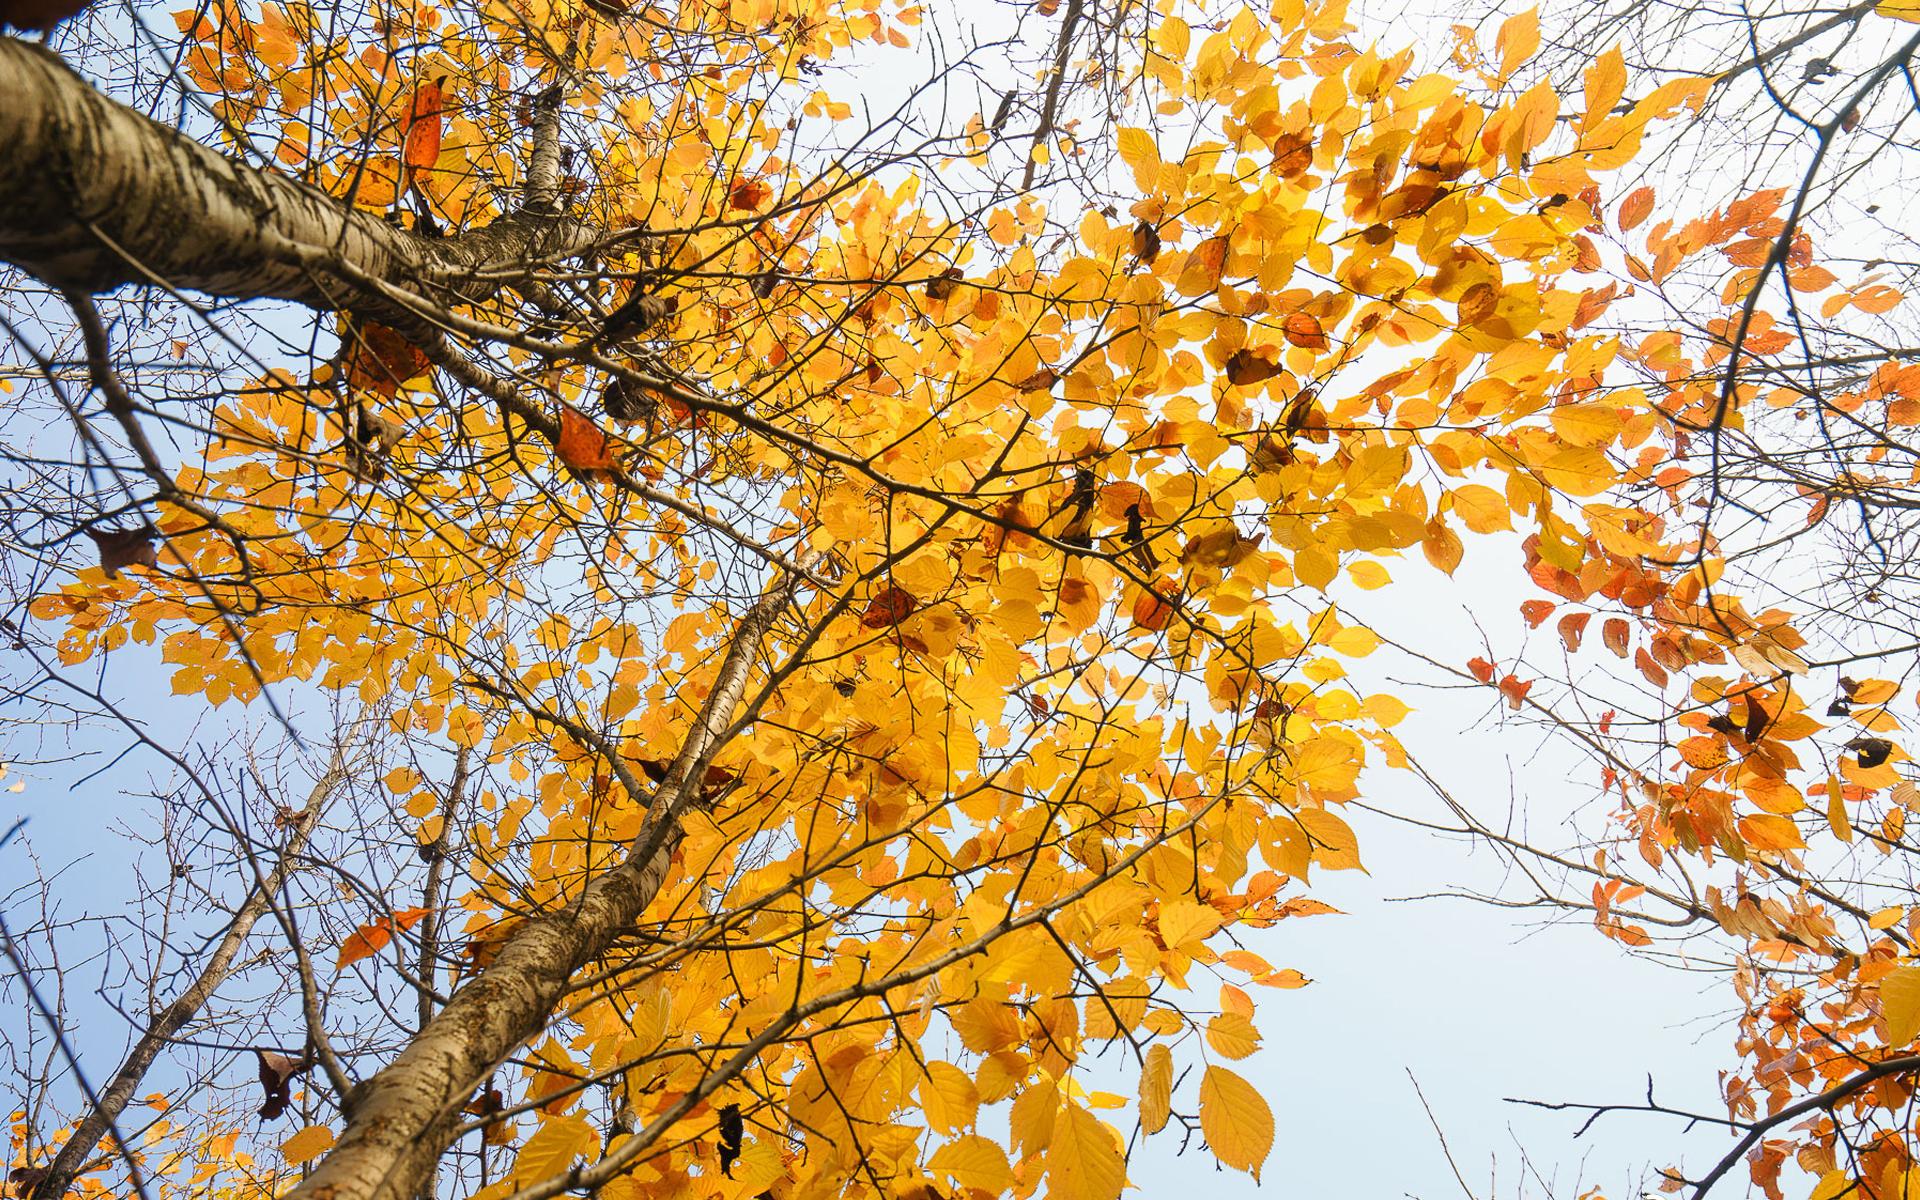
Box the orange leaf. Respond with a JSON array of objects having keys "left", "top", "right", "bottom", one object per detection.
[
  {"left": 729, "top": 178, "right": 771, "bottom": 211},
  {"left": 1466, "top": 656, "right": 1496, "bottom": 684},
  {"left": 557, "top": 405, "right": 616, "bottom": 471},
  {"left": 1132, "top": 584, "right": 1175, "bottom": 631},
  {"left": 1281, "top": 312, "right": 1327, "bottom": 350},
  {"left": 403, "top": 79, "right": 445, "bottom": 174},
  {"left": 861, "top": 585, "right": 917, "bottom": 628},
  {"left": 1618, "top": 186, "right": 1654, "bottom": 232},
  {"left": 337, "top": 921, "right": 393, "bottom": 970},
  {"left": 345, "top": 321, "right": 431, "bottom": 397},
  {"left": 1601, "top": 617, "right": 1631, "bottom": 658}
]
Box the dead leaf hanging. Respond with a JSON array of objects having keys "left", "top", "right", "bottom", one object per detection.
[
  {"left": 1015, "top": 367, "right": 1058, "bottom": 393},
  {"left": 925, "top": 267, "right": 964, "bottom": 301},
  {"left": 1225, "top": 348, "right": 1283, "bottom": 387},
  {"left": 255, "top": 1049, "right": 313, "bottom": 1120},
  {"left": 86, "top": 526, "right": 158, "bottom": 576}
]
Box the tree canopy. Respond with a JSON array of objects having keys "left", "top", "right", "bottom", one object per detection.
[{"left": 7, "top": 0, "right": 1920, "bottom": 1196}]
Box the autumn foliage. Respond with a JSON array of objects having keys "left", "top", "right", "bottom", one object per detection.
[{"left": 12, "top": 0, "right": 1920, "bottom": 1196}]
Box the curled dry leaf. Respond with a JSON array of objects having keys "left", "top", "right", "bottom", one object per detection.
[
  {"left": 1224, "top": 348, "right": 1282, "bottom": 387},
  {"left": 346, "top": 402, "right": 403, "bottom": 482},
  {"left": 86, "top": 526, "right": 158, "bottom": 576},
  {"left": 1014, "top": 367, "right": 1058, "bottom": 394},
  {"left": 717, "top": 1103, "right": 744, "bottom": 1177},
  {"left": 924, "top": 267, "right": 964, "bottom": 301},
  {"left": 602, "top": 376, "right": 656, "bottom": 424},
  {"left": 1131, "top": 220, "right": 1161, "bottom": 263},
  {"left": 256, "top": 1049, "right": 313, "bottom": 1120}
]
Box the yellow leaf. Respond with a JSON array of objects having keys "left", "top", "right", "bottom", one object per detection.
[
  {"left": 1206, "top": 1012, "right": 1261, "bottom": 1059},
  {"left": 1449, "top": 484, "right": 1512, "bottom": 533},
  {"left": 928, "top": 1135, "right": 1013, "bottom": 1195},
  {"left": 1871, "top": 907, "right": 1906, "bottom": 931},
  {"left": 1581, "top": 46, "right": 1626, "bottom": 133},
  {"left": 1826, "top": 776, "right": 1853, "bottom": 842},
  {"left": 511, "top": 1114, "right": 594, "bottom": 1184},
  {"left": 1047, "top": 1103, "right": 1125, "bottom": 1200},
  {"left": 1885, "top": 966, "right": 1920, "bottom": 1046},
  {"left": 1363, "top": 694, "right": 1410, "bottom": 726},
  {"left": 922, "top": 1062, "right": 980, "bottom": 1134},
  {"left": 1158, "top": 898, "right": 1221, "bottom": 950},
  {"left": 1140, "top": 1044, "right": 1172, "bottom": 1134},
  {"left": 1116, "top": 127, "right": 1160, "bottom": 190},
  {"left": 1199, "top": 1065, "right": 1273, "bottom": 1178},
  {"left": 280, "top": 1124, "right": 334, "bottom": 1164},
  {"left": 1495, "top": 8, "right": 1539, "bottom": 79}
]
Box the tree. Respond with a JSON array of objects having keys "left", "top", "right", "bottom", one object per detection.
[{"left": 0, "top": 0, "right": 1767, "bottom": 1198}]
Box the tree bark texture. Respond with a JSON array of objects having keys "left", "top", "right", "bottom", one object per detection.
[{"left": 0, "top": 36, "right": 596, "bottom": 314}]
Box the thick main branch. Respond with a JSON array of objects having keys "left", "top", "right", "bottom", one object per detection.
[
  {"left": 0, "top": 37, "right": 597, "bottom": 312},
  {"left": 284, "top": 577, "right": 799, "bottom": 1200}
]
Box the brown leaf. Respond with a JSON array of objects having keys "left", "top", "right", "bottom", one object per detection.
[
  {"left": 1014, "top": 367, "right": 1058, "bottom": 393},
  {"left": 717, "top": 1104, "right": 744, "bottom": 1178},
  {"left": 1224, "top": 348, "right": 1283, "bottom": 387},
  {"left": 86, "top": 526, "right": 158, "bottom": 576},
  {"left": 602, "top": 377, "right": 655, "bottom": 424},
  {"left": 256, "top": 1049, "right": 312, "bottom": 1120},
  {"left": 345, "top": 403, "right": 402, "bottom": 483},
  {"left": 924, "top": 267, "right": 964, "bottom": 301},
  {"left": 599, "top": 292, "right": 679, "bottom": 343},
  {"left": 464, "top": 1087, "right": 505, "bottom": 1118},
  {"left": 1122, "top": 503, "right": 1157, "bottom": 572},
  {"left": 1851, "top": 738, "right": 1894, "bottom": 770},
  {"left": 557, "top": 405, "right": 616, "bottom": 472},
  {"left": 1131, "top": 221, "right": 1162, "bottom": 264}
]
